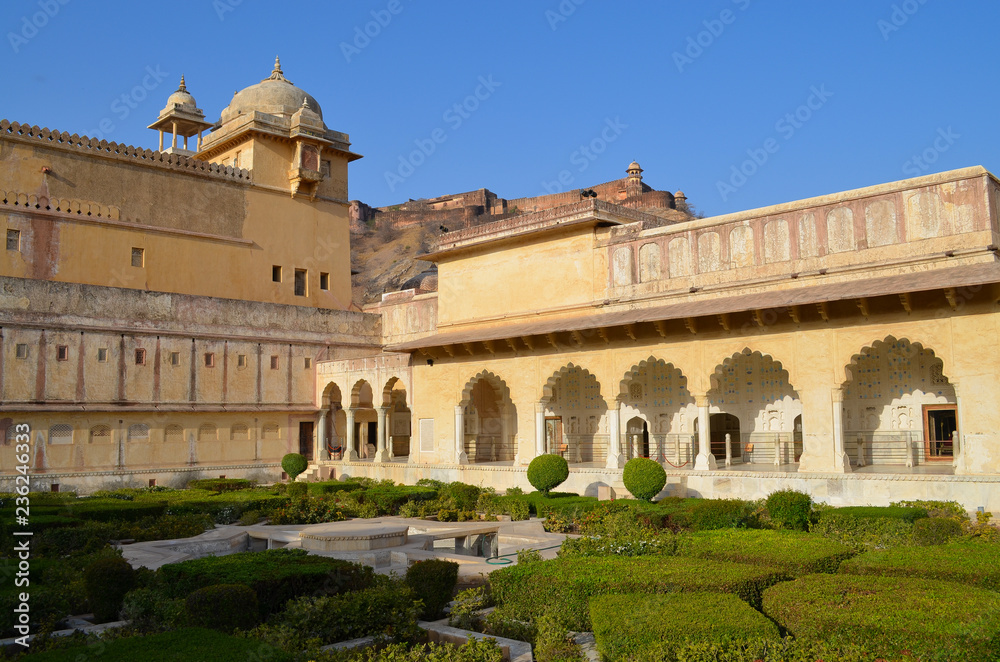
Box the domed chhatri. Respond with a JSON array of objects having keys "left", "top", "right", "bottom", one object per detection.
[
  {"left": 628, "top": 160, "right": 643, "bottom": 172},
  {"left": 222, "top": 56, "right": 324, "bottom": 123},
  {"left": 164, "top": 75, "right": 196, "bottom": 109}
]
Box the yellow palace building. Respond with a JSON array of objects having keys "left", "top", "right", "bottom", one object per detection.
[{"left": 3, "top": 62, "right": 1000, "bottom": 510}]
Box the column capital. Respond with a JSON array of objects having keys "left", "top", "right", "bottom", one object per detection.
[
  {"left": 455, "top": 404, "right": 465, "bottom": 414},
  {"left": 831, "top": 387, "right": 844, "bottom": 403},
  {"left": 694, "top": 394, "right": 710, "bottom": 408}
]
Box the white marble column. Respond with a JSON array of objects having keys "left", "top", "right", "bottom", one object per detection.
[
  {"left": 605, "top": 401, "right": 623, "bottom": 469},
  {"left": 830, "top": 389, "right": 852, "bottom": 473},
  {"left": 725, "top": 432, "right": 732, "bottom": 467},
  {"left": 344, "top": 408, "right": 358, "bottom": 462},
  {"left": 953, "top": 383, "right": 967, "bottom": 474},
  {"left": 374, "top": 406, "right": 390, "bottom": 463},
  {"left": 535, "top": 404, "right": 545, "bottom": 457},
  {"left": 455, "top": 405, "right": 469, "bottom": 464},
  {"left": 694, "top": 395, "right": 717, "bottom": 470},
  {"left": 316, "top": 411, "right": 327, "bottom": 461}
]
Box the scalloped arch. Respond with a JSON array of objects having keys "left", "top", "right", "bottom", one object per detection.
[
  {"left": 842, "top": 335, "right": 950, "bottom": 388},
  {"left": 619, "top": 356, "right": 689, "bottom": 398},
  {"left": 321, "top": 381, "right": 344, "bottom": 407},
  {"left": 541, "top": 363, "right": 606, "bottom": 406},
  {"left": 708, "top": 348, "right": 798, "bottom": 395},
  {"left": 460, "top": 370, "right": 513, "bottom": 407}
]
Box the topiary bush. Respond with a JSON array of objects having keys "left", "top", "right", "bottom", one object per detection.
[
  {"left": 405, "top": 559, "right": 459, "bottom": 620},
  {"left": 185, "top": 583, "right": 259, "bottom": 633},
  {"left": 911, "top": 516, "right": 963, "bottom": 545},
  {"left": 591, "top": 592, "right": 780, "bottom": 660},
  {"left": 526, "top": 454, "right": 569, "bottom": 496},
  {"left": 281, "top": 453, "right": 308, "bottom": 482},
  {"left": 765, "top": 489, "right": 812, "bottom": 530},
  {"left": 83, "top": 555, "right": 137, "bottom": 622},
  {"left": 622, "top": 457, "right": 666, "bottom": 501}
]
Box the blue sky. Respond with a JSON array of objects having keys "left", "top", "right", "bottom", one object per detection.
[{"left": 4, "top": 0, "right": 998, "bottom": 216}]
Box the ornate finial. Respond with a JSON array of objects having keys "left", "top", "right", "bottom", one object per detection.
[
  {"left": 301, "top": 97, "right": 311, "bottom": 110},
  {"left": 264, "top": 56, "right": 292, "bottom": 84},
  {"left": 177, "top": 75, "right": 187, "bottom": 92}
]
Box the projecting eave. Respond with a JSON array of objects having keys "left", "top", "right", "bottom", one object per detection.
[{"left": 385, "top": 261, "right": 1000, "bottom": 353}]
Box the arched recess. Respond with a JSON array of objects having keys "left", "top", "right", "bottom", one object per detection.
[
  {"left": 619, "top": 357, "right": 697, "bottom": 463},
  {"left": 541, "top": 364, "right": 607, "bottom": 464},
  {"left": 383, "top": 376, "right": 411, "bottom": 458},
  {"left": 707, "top": 349, "right": 801, "bottom": 464},
  {"left": 349, "top": 379, "right": 377, "bottom": 459},
  {"left": 842, "top": 336, "right": 956, "bottom": 465},
  {"left": 319, "top": 382, "right": 346, "bottom": 458},
  {"left": 460, "top": 370, "right": 517, "bottom": 463}
]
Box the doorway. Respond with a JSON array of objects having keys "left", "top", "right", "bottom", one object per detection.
[
  {"left": 709, "top": 413, "right": 741, "bottom": 461},
  {"left": 625, "top": 417, "right": 650, "bottom": 458},
  {"left": 923, "top": 405, "right": 956, "bottom": 459},
  {"left": 298, "top": 421, "right": 314, "bottom": 461},
  {"left": 545, "top": 417, "right": 564, "bottom": 456}
]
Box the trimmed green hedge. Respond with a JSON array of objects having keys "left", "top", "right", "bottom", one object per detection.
[
  {"left": 159, "top": 548, "right": 373, "bottom": 617},
  {"left": 675, "top": 529, "right": 854, "bottom": 576},
  {"left": 307, "top": 480, "right": 365, "bottom": 496},
  {"left": 763, "top": 574, "right": 1000, "bottom": 662},
  {"left": 19, "top": 627, "right": 294, "bottom": 662},
  {"left": 591, "top": 592, "right": 780, "bottom": 660},
  {"left": 186, "top": 478, "right": 252, "bottom": 492},
  {"left": 911, "top": 516, "right": 963, "bottom": 545},
  {"left": 839, "top": 539, "right": 1000, "bottom": 592},
  {"left": 362, "top": 485, "right": 438, "bottom": 514},
  {"left": 490, "top": 555, "right": 788, "bottom": 630},
  {"left": 811, "top": 505, "right": 927, "bottom": 549}
]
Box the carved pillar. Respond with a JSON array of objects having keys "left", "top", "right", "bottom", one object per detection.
[
  {"left": 605, "top": 401, "right": 623, "bottom": 469},
  {"left": 374, "top": 406, "right": 390, "bottom": 463},
  {"left": 953, "top": 383, "right": 967, "bottom": 474},
  {"left": 725, "top": 432, "right": 732, "bottom": 467},
  {"left": 316, "top": 411, "right": 327, "bottom": 462},
  {"left": 535, "top": 403, "right": 545, "bottom": 458},
  {"left": 344, "top": 408, "right": 358, "bottom": 462},
  {"left": 694, "top": 395, "right": 717, "bottom": 470},
  {"left": 831, "top": 389, "right": 852, "bottom": 473},
  {"left": 455, "top": 405, "right": 468, "bottom": 464}
]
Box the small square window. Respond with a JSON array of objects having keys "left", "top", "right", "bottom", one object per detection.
[
  {"left": 6, "top": 229, "right": 20, "bottom": 251},
  {"left": 169, "top": 351, "right": 180, "bottom": 366},
  {"left": 204, "top": 352, "right": 215, "bottom": 368},
  {"left": 15, "top": 343, "right": 29, "bottom": 359},
  {"left": 56, "top": 345, "right": 69, "bottom": 361},
  {"left": 237, "top": 354, "right": 247, "bottom": 368},
  {"left": 294, "top": 269, "right": 307, "bottom": 297},
  {"left": 319, "top": 272, "right": 330, "bottom": 290},
  {"left": 148, "top": 479, "right": 157, "bottom": 488},
  {"left": 270, "top": 355, "right": 279, "bottom": 370},
  {"left": 97, "top": 348, "right": 108, "bottom": 363},
  {"left": 135, "top": 348, "right": 146, "bottom": 365},
  {"left": 272, "top": 265, "right": 282, "bottom": 283},
  {"left": 304, "top": 357, "right": 312, "bottom": 369},
  {"left": 131, "top": 247, "right": 144, "bottom": 268}
]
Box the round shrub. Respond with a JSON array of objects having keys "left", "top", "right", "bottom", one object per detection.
[
  {"left": 527, "top": 455, "right": 569, "bottom": 496},
  {"left": 765, "top": 489, "right": 812, "bottom": 531},
  {"left": 281, "top": 453, "right": 308, "bottom": 481},
  {"left": 622, "top": 458, "right": 666, "bottom": 502},
  {"left": 405, "top": 559, "right": 459, "bottom": 620},
  {"left": 185, "top": 583, "right": 259, "bottom": 633},
  {"left": 508, "top": 497, "right": 530, "bottom": 522},
  {"left": 912, "top": 516, "right": 964, "bottom": 546},
  {"left": 84, "top": 555, "right": 137, "bottom": 622}
]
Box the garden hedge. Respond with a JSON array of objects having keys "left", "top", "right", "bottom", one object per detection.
[
  {"left": 186, "top": 478, "right": 252, "bottom": 492},
  {"left": 911, "top": 515, "right": 963, "bottom": 545},
  {"left": 590, "top": 592, "right": 780, "bottom": 660},
  {"left": 764, "top": 489, "right": 812, "bottom": 530},
  {"left": 159, "top": 548, "right": 373, "bottom": 617},
  {"left": 675, "top": 529, "right": 854, "bottom": 576},
  {"left": 838, "top": 539, "right": 1000, "bottom": 592},
  {"left": 763, "top": 573, "right": 1000, "bottom": 662},
  {"left": 185, "top": 583, "right": 259, "bottom": 632},
  {"left": 406, "top": 559, "right": 459, "bottom": 619},
  {"left": 490, "top": 555, "right": 788, "bottom": 629},
  {"left": 19, "top": 627, "right": 294, "bottom": 662},
  {"left": 811, "top": 505, "right": 927, "bottom": 549},
  {"left": 307, "top": 480, "right": 365, "bottom": 496}
]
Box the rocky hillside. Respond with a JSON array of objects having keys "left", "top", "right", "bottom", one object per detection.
[{"left": 350, "top": 224, "right": 436, "bottom": 306}]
